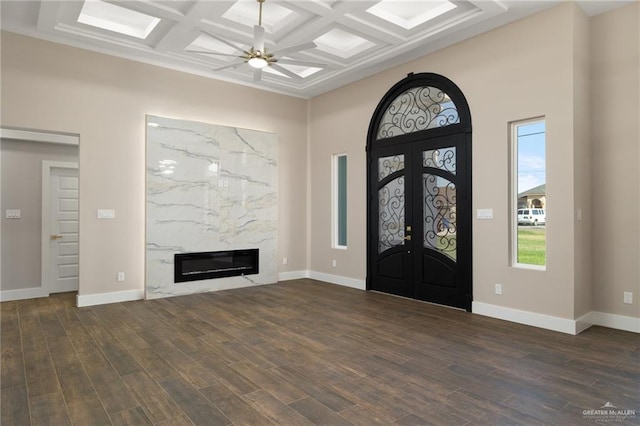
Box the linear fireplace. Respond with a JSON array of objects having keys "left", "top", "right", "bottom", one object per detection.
[{"left": 174, "top": 249, "right": 259, "bottom": 283}]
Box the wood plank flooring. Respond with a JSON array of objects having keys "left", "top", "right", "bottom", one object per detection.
[{"left": 1, "top": 279, "right": 638, "bottom": 425}]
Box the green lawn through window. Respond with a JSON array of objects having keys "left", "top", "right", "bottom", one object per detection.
[{"left": 517, "top": 227, "right": 546, "bottom": 266}]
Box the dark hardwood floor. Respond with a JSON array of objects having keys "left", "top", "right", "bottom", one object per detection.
[{"left": 1, "top": 279, "right": 638, "bottom": 425}]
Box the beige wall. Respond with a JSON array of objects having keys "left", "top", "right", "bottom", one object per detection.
[
  {"left": 0, "top": 31, "right": 308, "bottom": 297},
  {"left": 310, "top": 3, "right": 590, "bottom": 320},
  {"left": 1, "top": 139, "right": 79, "bottom": 290},
  {"left": 572, "top": 5, "right": 592, "bottom": 319},
  {"left": 590, "top": 3, "right": 640, "bottom": 318}
]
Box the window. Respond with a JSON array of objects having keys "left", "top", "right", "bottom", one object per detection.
[
  {"left": 511, "top": 119, "right": 546, "bottom": 268},
  {"left": 376, "top": 86, "right": 460, "bottom": 139},
  {"left": 332, "top": 153, "right": 347, "bottom": 248}
]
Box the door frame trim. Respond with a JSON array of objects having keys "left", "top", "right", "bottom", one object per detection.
[{"left": 42, "top": 161, "right": 79, "bottom": 295}]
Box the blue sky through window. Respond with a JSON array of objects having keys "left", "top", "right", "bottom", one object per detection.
[{"left": 517, "top": 121, "right": 545, "bottom": 193}]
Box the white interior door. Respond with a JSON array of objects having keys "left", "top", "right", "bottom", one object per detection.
[{"left": 49, "top": 167, "right": 79, "bottom": 293}]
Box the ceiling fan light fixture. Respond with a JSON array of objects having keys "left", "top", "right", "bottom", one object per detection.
[{"left": 248, "top": 56, "right": 268, "bottom": 69}]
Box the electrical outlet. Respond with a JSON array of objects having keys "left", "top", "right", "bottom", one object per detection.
[
  {"left": 97, "top": 209, "right": 115, "bottom": 219},
  {"left": 332, "top": 259, "right": 337, "bottom": 267},
  {"left": 495, "top": 283, "right": 503, "bottom": 295},
  {"left": 282, "top": 257, "right": 288, "bottom": 265},
  {"left": 117, "top": 272, "right": 125, "bottom": 282},
  {"left": 624, "top": 292, "right": 633, "bottom": 304}
]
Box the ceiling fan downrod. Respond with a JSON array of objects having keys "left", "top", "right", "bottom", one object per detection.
[{"left": 258, "top": 0, "right": 265, "bottom": 27}]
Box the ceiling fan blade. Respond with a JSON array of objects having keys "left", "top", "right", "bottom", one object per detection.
[
  {"left": 253, "top": 68, "right": 262, "bottom": 82},
  {"left": 276, "top": 58, "right": 327, "bottom": 68},
  {"left": 254, "top": 25, "right": 265, "bottom": 52},
  {"left": 272, "top": 42, "right": 317, "bottom": 57},
  {"left": 200, "top": 29, "right": 244, "bottom": 52},
  {"left": 270, "top": 64, "right": 303, "bottom": 80},
  {"left": 214, "top": 61, "right": 246, "bottom": 72},
  {"left": 186, "top": 50, "right": 240, "bottom": 58}
]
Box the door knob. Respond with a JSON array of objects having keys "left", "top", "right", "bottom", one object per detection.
[{"left": 50, "top": 234, "right": 63, "bottom": 240}]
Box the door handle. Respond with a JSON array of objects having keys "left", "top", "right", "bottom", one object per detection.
[
  {"left": 404, "top": 235, "right": 412, "bottom": 241},
  {"left": 50, "top": 234, "right": 63, "bottom": 240}
]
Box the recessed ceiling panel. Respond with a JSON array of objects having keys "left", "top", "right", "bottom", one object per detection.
[
  {"left": 366, "top": 0, "right": 458, "bottom": 30},
  {"left": 314, "top": 28, "right": 376, "bottom": 59},
  {"left": 188, "top": 34, "right": 241, "bottom": 55},
  {"left": 77, "top": 0, "right": 161, "bottom": 39},
  {"left": 222, "top": 0, "right": 297, "bottom": 33},
  {"left": 277, "top": 62, "right": 322, "bottom": 78},
  {"left": 154, "top": 1, "right": 197, "bottom": 15}
]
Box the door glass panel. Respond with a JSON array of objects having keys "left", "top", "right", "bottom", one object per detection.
[
  {"left": 423, "top": 147, "right": 456, "bottom": 175},
  {"left": 423, "top": 174, "right": 457, "bottom": 260},
  {"left": 378, "top": 154, "right": 404, "bottom": 180},
  {"left": 379, "top": 176, "right": 405, "bottom": 253},
  {"left": 377, "top": 86, "right": 460, "bottom": 140}
]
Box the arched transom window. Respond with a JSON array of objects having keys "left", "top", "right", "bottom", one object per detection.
[{"left": 376, "top": 86, "right": 460, "bottom": 140}]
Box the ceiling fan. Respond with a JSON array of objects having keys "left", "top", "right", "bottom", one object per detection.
[{"left": 188, "top": 0, "right": 326, "bottom": 81}]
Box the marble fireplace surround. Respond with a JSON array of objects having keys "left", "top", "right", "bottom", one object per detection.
[{"left": 145, "top": 115, "right": 278, "bottom": 299}]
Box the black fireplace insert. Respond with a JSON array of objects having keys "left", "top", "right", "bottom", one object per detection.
[{"left": 174, "top": 249, "right": 259, "bottom": 283}]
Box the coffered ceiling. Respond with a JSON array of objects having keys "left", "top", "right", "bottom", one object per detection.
[{"left": 0, "top": 1, "right": 632, "bottom": 98}]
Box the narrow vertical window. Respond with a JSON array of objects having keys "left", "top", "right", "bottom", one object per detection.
[
  {"left": 511, "top": 119, "right": 546, "bottom": 268},
  {"left": 333, "top": 153, "right": 347, "bottom": 248}
]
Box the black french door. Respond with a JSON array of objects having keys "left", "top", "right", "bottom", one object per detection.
[{"left": 366, "top": 73, "right": 472, "bottom": 311}]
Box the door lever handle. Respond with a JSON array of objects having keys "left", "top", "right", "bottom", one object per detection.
[
  {"left": 404, "top": 235, "right": 412, "bottom": 241},
  {"left": 50, "top": 234, "right": 63, "bottom": 240}
]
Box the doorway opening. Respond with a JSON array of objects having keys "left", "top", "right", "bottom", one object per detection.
[
  {"left": 366, "top": 73, "right": 472, "bottom": 311},
  {"left": 0, "top": 128, "right": 79, "bottom": 301}
]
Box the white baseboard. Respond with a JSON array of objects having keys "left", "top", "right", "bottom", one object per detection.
[
  {"left": 277, "top": 270, "right": 366, "bottom": 290},
  {"left": 591, "top": 311, "right": 640, "bottom": 333},
  {"left": 77, "top": 289, "right": 144, "bottom": 307},
  {"left": 278, "top": 270, "right": 310, "bottom": 281},
  {"left": 11, "top": 277, "right": 635, "bottom": 334},
  {"left": 472, "top": 301, "right": 580, "bottom": 335},
  {"left": 574, "top": 311, "right": 595, "bottom": 334},
  {"left": 473, "top": 302, "right": 640, "bottom": 335},
  {"left": 308, "top": 271, "right": 366, "bottom": 290},
  {"left": 0, "top": 287, "right": 49, "bottom": 302}
]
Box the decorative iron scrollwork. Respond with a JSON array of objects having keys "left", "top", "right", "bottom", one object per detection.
[
  {"left": 379, "top": 176, "right": 405, "bottom": 253},
  {"left": 377, "top": 86, "right": 460, "bottom": 140},
  {"left": 423, "top": 174, "right": 457, "bottom": 260},
  {"left": 378, "top": 155, "right": 404, "bottom": 181},
  {"left": 423, "top": 147, "right": 456, "bottom": 175}
]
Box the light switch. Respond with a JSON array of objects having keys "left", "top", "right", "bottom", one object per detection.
[
  {"left": 5, "top": 209, "right": 21, "bottom": 219},
  {"left": 97, "top": 209, "right": 115, "bottom": 219},
  {"left": 477, "top": 208, "right": 493, "bottom": 219}
]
